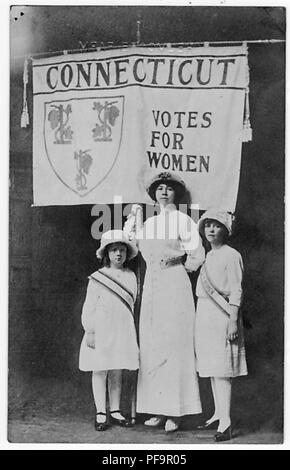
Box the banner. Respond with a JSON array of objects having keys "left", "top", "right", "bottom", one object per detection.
[{"left": 32, "top": 45, "right": 251, "bottom": 210}]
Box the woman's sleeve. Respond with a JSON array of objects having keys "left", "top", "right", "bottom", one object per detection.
[
  {"left": 179, "top": 215, "right": 205, "bottom": 272},
  {"left": 227, "top": 251, "right": 244, "bottom": 307},
  {"left": 81, "top": 279, "right": 100, "bottom": 332}
]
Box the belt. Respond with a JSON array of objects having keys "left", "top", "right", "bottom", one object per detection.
[{"left": 159, "top": 256, "right": 185, "bottom": 270}]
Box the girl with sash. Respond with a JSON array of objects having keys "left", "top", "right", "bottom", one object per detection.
[
  {"left": 124, "top": 172, "right": 205, "bottom": 433},
  {"left": 195, "top": 210, "right": 248, "bottom": 442},
  {"left": 79, "top": 230, "right": 139, "bottom": 431}
]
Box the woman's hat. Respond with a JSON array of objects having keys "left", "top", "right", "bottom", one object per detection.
[
  {"left": 198, "top": 209, "right": 235, "bottom": 236},
  {"left": 96, "top": 230, "right": 138, "bottom": 260},
  {"left": 146, "top": 171, "right": 186, "bottom": 202}
]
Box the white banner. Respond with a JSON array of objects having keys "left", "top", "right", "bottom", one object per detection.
[{"left": 32, "top": 45, "right": 250, "bottom": 210}]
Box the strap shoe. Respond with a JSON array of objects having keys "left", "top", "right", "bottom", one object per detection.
[
  {"left": 110, "top": 410, "right": 132, "bottom": 428},
  {"left": 95, "top": 412, "right": 109, "bottom": 431}
]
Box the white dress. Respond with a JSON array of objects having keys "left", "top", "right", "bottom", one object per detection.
[
  {"left": 79, "top": 267, "right": 139, "bottom": 372},
  {"left": 195, "top": 244, "right": 248, "bottom": 377},
  {"left": 135, "top": 205, "right": 205, "bottom": 417}
]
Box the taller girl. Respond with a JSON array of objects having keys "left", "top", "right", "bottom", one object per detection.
[{"left": 195, "top": 210, "right": 248, "bottom": 442}]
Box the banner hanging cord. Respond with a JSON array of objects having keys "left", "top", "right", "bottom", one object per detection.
[{"left": 136, "top": 13, "right": 141, "bottom": 45}]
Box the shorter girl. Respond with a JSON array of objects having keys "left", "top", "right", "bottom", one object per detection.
[
  {"left": 195, "top": 210, "right": 248, "bottom": 442},
  {"left": 79, "top": 230, "right": 139, "bottom": 431}
]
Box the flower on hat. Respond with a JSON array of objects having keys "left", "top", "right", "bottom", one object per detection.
[{"left": 146, "top": 171, "right": 186, "bottom": 202}]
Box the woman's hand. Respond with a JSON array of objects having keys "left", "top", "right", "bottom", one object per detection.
[
  {"left": 130, "top": 204, "right": 143, "bottom": 216},
  {"left": 227, "top": 319, "right": 238, "bottom": 342},
  {"left": 124, "top": 204, "right": 143, "bottom": 240},
  {"left": 86, "top": 332, "right": 95, "bottom": 349}
]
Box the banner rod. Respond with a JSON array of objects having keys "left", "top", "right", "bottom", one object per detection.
[{"left": 13, "top": 39, "right": 285, "bottom": 61}]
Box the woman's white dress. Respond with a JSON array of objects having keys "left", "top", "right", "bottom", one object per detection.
[
  {"left": 135, "top": 205, "right": 205, "bottom": 417},
  {"left": 79, "top": 267, "right": 139, "bottom": 372},
  {"left": 195, "top": 244, "right": 248, "bottom": 377}
]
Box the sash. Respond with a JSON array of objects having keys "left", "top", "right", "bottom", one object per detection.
[
  {"left": 89, "top": 270, "right": 135, "bottom": 317},
  {"left": 199, "top": 263, "right": 232, "bottom": 318}
]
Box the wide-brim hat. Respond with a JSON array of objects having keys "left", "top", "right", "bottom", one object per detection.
[
  {"left": 146, "top": 171, "right": 186, "bottom": 202},
  {"left": 198, "top": 209, "right": 234, "bottom": 236},
  {"left": 96, "top": 230, "right": 138, "bottom": 260}
]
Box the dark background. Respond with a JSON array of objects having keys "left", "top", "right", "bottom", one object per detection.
[{"left": 9, "top": 5, "right": 285, "bottom": 438}]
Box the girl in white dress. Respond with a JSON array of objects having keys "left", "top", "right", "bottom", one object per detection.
[
  {"left": 124, "top": 172, "right": 205, "bottom": 433},
  {"left": 195, "top": 210, "right": 248, "bottom": 442},
  {"left": 79, "top": 230, "right": 139, "bottom": 431}
]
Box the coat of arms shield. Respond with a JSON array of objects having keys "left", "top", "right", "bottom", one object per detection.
[{"left": 44, "top": 96, "right": 124, "bottom": 196}]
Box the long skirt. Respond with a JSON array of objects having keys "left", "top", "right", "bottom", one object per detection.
[
  {"left": 136, "top": 264, "right": 201, "bottom": 417},
  {"left": 195, "top": 298, "right": 248, "bottom": 377}
]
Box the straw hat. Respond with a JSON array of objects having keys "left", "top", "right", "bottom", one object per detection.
[
  {"left": 198, "top": 209, "right": 234, "bottom": 236},
  {"left": 146, "top": 171, "right": 186, "bottom": 202},
  {"left": 96, "top": 230, "right": 138, "bottom": 260}
]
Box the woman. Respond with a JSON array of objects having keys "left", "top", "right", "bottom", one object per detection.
[
  {"left": 195, "top": 210, "right": 248, "bottom": 442},
  {"left": 124, "top": 171, "right": 205, "bottom": 432}
]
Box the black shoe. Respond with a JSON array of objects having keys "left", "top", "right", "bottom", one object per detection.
[
  {"left": 110, "top": 410, "right": 133, "bottom": 428},
  {"left": 197, "top": 419, "right": 219, "bottom": 431},
  {"left": 95, "top": 412, "right": 109, "bottom": 431},
  {"left": 214, "top": 426, "right": 232, "bottom": 442}
]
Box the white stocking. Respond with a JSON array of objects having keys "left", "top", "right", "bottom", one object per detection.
[
  {"left": 108, "top": 369, "right": 123, "bottom": 418},
  {"left": 214, "top": 377, "right": 232, "bottom": 432},
  {"left": 206, "top": 377, "right": 220, "bottom": 424},
  {"left": 92, "top": 370, "right": 107, "bottom": 422}
]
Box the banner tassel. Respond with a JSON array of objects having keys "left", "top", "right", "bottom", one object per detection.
[
  {"left": 21, "top": 57, "right": 29, "bottom": 128},
  {"left": 242, "top": 88, "right": 252, "bottom": 142}
]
